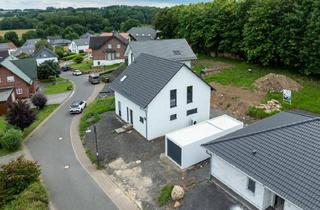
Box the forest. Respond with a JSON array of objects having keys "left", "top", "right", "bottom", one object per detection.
[
  {"left": 0, "top": 6, "right": 159, "bottom": 43},
  {"left": 155, "top": 0, "right": 320, "bottom": 75}
]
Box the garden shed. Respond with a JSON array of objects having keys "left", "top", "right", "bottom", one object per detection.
[{"left": 165, "top": 115, "right": 243, "bottom": 170}]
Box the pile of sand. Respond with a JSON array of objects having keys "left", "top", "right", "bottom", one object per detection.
[{"left": 254, "top": 73, "right": 302, "bottom": 93}]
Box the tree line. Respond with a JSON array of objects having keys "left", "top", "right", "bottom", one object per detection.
[
  {"left": 155, "top": 0, "right": 320, "bottom": 75},
  {"left": 0, "top": 6, "right": 159, "bottom": 46}
]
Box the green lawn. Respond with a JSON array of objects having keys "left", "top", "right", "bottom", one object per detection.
[
  {"left": 71, "top": 61, "right": 123, "bottom": 73},
  {"left": 0, "top": 104, "right": 59, "bottom": 156},
  {"left": 43, "top": 77, "right": 73, "bottom": 95},
  {"left": 79, "top": 97, "right": 115, "bottom": 137},
  {"left": 194, "top": 55, "right": 320, "bottom": 115}
]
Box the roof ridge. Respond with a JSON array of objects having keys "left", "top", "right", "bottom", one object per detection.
[{"left": 203, "top": 117, "right": 320, "bottom": 146}]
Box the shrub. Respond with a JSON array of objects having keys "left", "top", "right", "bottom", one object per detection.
[
  {"left": 6, "top": 100, "right": 36, "bottom": 130},
  {"left": 3, "top": 181, "right": 48, "bottom": 210},
  {"left": 48, "top": 75, "right": 56, "bottom": 83},
  {"left": 38, "top": 60, "right": 60, "bottom": 80},
  {"left": 0, "top": 157, "right": 41, "bottom": 205},
  {"left": 158, "top": 184, "right": 173, "bottom": 207},
  {"left": 247, "top": 106, "right": 279, "bottom": 119},
  {"left": 31, "top": 93, "right": 47, "bottom": 110},
  {"left": 73, "top": 55, "right": 84, "bottom": 64},
  {"left": 67, "top": 84, "right": 73, "bottom": 90},
  {"left": 1, "top": 128, "right": 23, "bottom": 151}
]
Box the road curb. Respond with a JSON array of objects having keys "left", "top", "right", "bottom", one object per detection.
[{"left": 69, "top": 83, "right": 138, "bottom": 210}]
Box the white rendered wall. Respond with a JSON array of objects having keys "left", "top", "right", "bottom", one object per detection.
[
  {"left": 36, "top": 57, "right": 58, "bottom": 65},
  {"left": 284, "top": 200, "right": 303, "bottom": 210},
  {"left": 147, "top": 66, "right": 211, "bottom": 140},
  {"left": 114, "top": 92, "right": 146, "bottom": 137},
  {"left": 93, "top": 59, "right": 124, "bottom": 67},
  {"left": 211, "top": 154, "right": 266, "bottom": 209}
]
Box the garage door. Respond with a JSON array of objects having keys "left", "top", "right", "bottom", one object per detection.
[{"left": 167, "top": 139, "right": 181, "bottom": 166}]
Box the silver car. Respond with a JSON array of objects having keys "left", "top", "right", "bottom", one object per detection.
[{"left": 69, "top": 100, "right": 86, "bottom": 114}]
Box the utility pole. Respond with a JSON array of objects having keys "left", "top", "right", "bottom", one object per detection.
[{"left": 93, "top": 125, "right": 100, "bottom": 169}]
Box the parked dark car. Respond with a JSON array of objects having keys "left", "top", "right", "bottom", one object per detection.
[{"left": 61, "top": 65, "right": 70, "bottom": 72}]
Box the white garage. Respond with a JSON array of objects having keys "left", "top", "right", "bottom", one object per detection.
[{"left": 165, "top": 115, "right": 243, "bottom": 170}]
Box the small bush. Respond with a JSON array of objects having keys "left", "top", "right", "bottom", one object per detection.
[
  {"left": 6, "top": 100, "right": 36, "bottom": 130},
  {"left": 66, "top": 84, "right": 73, "bottom": 90},
  {"left": 247, "top": 106, "right": 279, "bottom": 119},
  {"left": 158, "top": 184, "right": 174, "bottom": 207},
  {"left": 31, "top": 92, "right": 47, "bottom": 110},
  {"left": 73, "top": 55, "right": 84, "bottom": 64},
  {"left": 48, "top": 75, "right": 56, "bottom": 83},
  {"left": 3, "top": 181, "right": 48, "bottom": 210},
  {"left": 1, "top": 128, "right": 23, "bottom": 151},
  {"left": 0, "top": 157, "right": 41, "bottom": 205}
]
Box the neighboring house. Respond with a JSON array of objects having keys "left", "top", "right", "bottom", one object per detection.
[
  {"left": 13, "top": 38, "right": 40, "bottom": 57},
  {"left": 100, "top": 32, "right": 129, "bottom": 40},
  {"left": 110, "top": 53, "right": 213, "bottom": 140},
  {"left": 127, "top": 27, "right": 158, "bottom": 41},
  {"left": 89, "top": 33, "right": 128, "bottom": 66},
  {"left": 0, "top": 42, "right": 17, "bottom": 55},
  {"left": 125, "top": 39, "right": 197, "bottom": 68},
  {"left": 33, "top": 47, "right": 58, "bottom": 65},
  {"left": 48, "top": 36, "right": 71, "bottom": 47},
  {"left": 203, "top": 111, "right": 320, "bottom": 210},
  {"left": 80, "top": 32, "right": 93, "bottom": 39},
  {"left": 0, "top": 88, "right": 15, "bottom": 115},
  {"left": 69, "top": 38, "right": 90, "bottom": 54},
  {"left": 0, "top": 57, "right": 38, "bottom": 102}
]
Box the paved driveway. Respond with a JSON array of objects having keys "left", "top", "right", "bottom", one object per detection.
[{"left": 26, "top": 72, "right": 118, "bottom": 210}]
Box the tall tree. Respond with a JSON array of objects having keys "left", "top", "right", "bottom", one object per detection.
[{"left": 4, "top": 31, "right": 19, "bottom": 46}]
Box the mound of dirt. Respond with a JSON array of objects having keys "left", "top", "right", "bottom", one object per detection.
[{"left": 254, "top": 73, "right": 302, "bottom": 93}]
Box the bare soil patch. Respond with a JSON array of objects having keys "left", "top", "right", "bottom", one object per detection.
[
  {"left": 254, "top": 73, "right": 302, "bottom": 92},
  {"left": 211, "top": 82, "right": 265, "bottom": 118},
  {"left": 202, "top": 62, "right": 234, "bottom": 74}
]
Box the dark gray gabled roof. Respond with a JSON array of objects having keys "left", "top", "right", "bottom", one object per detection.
[
  {"left": 204, "top": 111, "right": 320, "bottom": 210},
  {"left": 128, "top": 27, "right": 157, "bottom": 41},
  {"left": 73, "top": 38, "right": 89, "bottom": 46},
  {"left": 33, "top": 47, "right": 58, "bottom": 59},
  {"left": 128, "top": 39, "right": 197, "bottom": 62}
]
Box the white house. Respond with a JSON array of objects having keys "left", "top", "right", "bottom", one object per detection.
[
  {"left": 69, "top": 38, "right": 90, "bottom": 54},
  {"left": 32, "top": 47, "right": 58, "bottom": 66},
  {"left": 110, "top": 53, "right": 213, "bottom": 140},
  {"left": 203, "top": 111, "right": 320, "bottom": 210},
  {"left": 125, "top": 39, "right": 197, "bottom": 68}
]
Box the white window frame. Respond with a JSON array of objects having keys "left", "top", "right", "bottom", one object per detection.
[
  {"left": 108, "top": 44, "right": 112, "bottom": 49},
  {"left": 16, "top": 88, "right": 23, "bottom": 95},
  {"left": 116, "top": 44, "right": 121, "bottom": 49},
  {"left": 7, "top": 76, "right": 14, "bottom": 83},
  {"left": 116, "top": 52, "right": 120, "bottom": 58}
]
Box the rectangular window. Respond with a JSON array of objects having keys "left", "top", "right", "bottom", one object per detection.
[
  {"left": 170, "top": 89, "right": 177, "bottom": 108},
  {"left": 247, "top": 178, "right": 256, "bottom": 193},
  {"left": 186, "top": 108, "right": 197, "bottom": 116},
  {"left": 116, "top": 52, "right": 120, "bottom": 58},
  {"left": 117, "top": 44, "right": 121, "bottom": 49},
  {"left": 108, "top": 44, "right": 112, "bottom": 49},
  {"left": 170, "top": 114, "right": 177, "bottom": 121},
  {"left": 187, "top": 86, "right": 193, "bottom": 103},
  {"left": 118, "top": 101, "right": 121, "bottom": 117},
  {"left": 7, "top": 76, "right": 14, "bottom": 82},
  {"left": 16, "top": 88, "right": 23, "bottom": 95},
  {"left": 139, "top": 117, "right": 144, "bottom": 123}
]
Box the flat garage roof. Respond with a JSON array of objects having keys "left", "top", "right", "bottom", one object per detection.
[{"left": 166, "top": 115, "right": 243, "bottom": 147}]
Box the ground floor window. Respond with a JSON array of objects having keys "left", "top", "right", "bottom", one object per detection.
[
  {"left": 186, "top": 108, "right": 197, "bottom": 116},
  {"left": 139, "top": 117, "right": 144, "bottom": 123},
  {"left": 16, "top": 88, "right": 23, "bottom": 95},
  {"left": 170, "top": 114, "right": 177, "bottom": 121},
  {"left": 247, "top": 178, "right": 256, "bottom": 193}
]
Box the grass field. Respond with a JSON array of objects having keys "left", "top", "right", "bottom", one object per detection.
[
  {"left": 70, "top": 61, "right": 123, "bottom": 73},
  {"left": 0, "top": 104, "right": 59, "bottom": 156},
  {"left": 43, "top": 77, "right": 73, "bottom": 95},
  {"left": 194, "top": 55, "right": 320, "bottom": 115},
  {"left": 0, "top": 29, "right": 35, "bottom": 38}
]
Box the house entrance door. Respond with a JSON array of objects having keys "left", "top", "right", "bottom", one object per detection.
[{"left": 274, "top": 195, "right": 285, "bottom": 210}]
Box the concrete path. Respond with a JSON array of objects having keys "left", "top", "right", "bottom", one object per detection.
[
  {"left": 46, "top": 91, "right": 71, "bottom": 105},
  {"left": 25, "top": 72, "right": 119, "bottom": 210}
]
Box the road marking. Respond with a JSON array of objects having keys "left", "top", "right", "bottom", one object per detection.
[
  {"left": 58, "top": 137, "right": 63, "bottom": 141},
  {"left": 64, "top": 165, "right": 70, "bottom": 169}
]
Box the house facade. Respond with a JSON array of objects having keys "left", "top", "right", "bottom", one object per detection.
[
  {"left": 89, "top": 33, "right": 128, "bottom": 67},
  {"left": 0, "top": 88, "right": 15, "bottom": 115},
  {"left": 69, "top": 38, "right": 90, "bottom": 54},
  {"left": 110, "top": 54, "right": 212, "bottom": 140},
  {"left": 0, "top": 57, "right": 37, "bottom": 100},
  {"left": 33, "top": 47, "right": 58, "bottom": 65},
  {"left": 125, "top": 39, "right": 197, "bottom": 68},
  {"left": 204, "top": 111, "right": 320, "bottom": 210}
]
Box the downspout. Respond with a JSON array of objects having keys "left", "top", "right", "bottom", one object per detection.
[{"left": 205, "top": 149, "right": 213, "bottom": 182}]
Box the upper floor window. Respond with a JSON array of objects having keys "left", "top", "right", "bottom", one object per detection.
[
  {"left": 108, "top": 44, "right": 112, "bottom": 49},
  {"left": 247, "top": 178, "right": 256, "bottom": 193},
  {"left": 7, "top": 76, "right": 14, "bottom": 83},
  {"left": 170, "top": 89, "right": 177, "bottom": 108},
  {"left": 16, "top": 88, "right": 23, "bottom": 95},
  {"left": 117, "top": 44, "right": 121, "bottom": 49},
  {"left": 187, "top": 86, "right": 193, "bottom": 104},
  {"left": 116, "top": 52, "right": 120, "bottom": 58}
]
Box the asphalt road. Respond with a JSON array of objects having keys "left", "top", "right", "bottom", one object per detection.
[{"left": 26, "top": 72, "right": 118, "bottom": 210}]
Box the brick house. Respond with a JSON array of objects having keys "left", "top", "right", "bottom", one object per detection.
[
  {"left": 0, "top": 56, "right": 38, "bottom": 104},
  {"left": 89, "top": 33, "right": 128, "bottom": 67}
]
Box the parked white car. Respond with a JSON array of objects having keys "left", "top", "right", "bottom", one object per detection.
[
  {"left": 69, "top": 100, "right": 86, "bottom": 114},
  {"left": 72, "top": 70, "right": 82, "bottom": 76}
]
